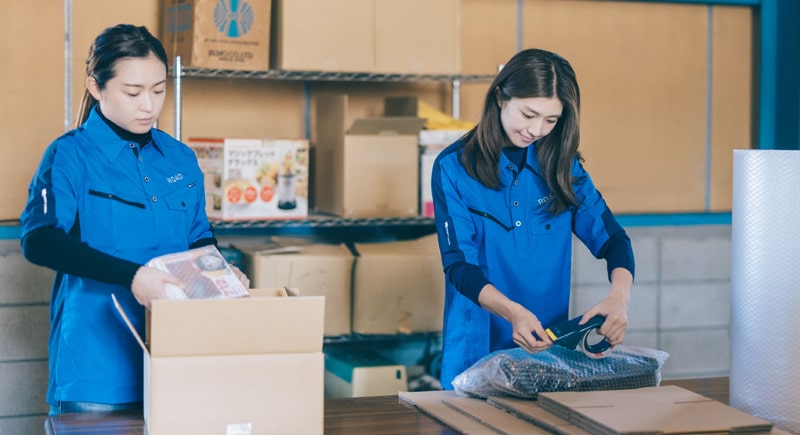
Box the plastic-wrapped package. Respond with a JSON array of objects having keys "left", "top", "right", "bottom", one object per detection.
[{"left": 452, "top": 345, "right": 669, "bottom": 399}]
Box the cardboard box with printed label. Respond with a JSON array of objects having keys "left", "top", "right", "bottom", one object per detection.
[
  {"left": 189, "top": 137, "right": 309, "bottom": 221},
  {"left": 324, "top": 348, "right": 407, "bottom": 398},
  {"left": 351, "top": 234, "right": 445, "bottom": 334},
  {"left": 113, "top": 288, "right": 325, "bottom": 435},
  {"left": 162, "top": 0, "right": 272, "bottom": 70},
  {"left": 243, "top": 242, "right": 353, "bottom": 337},
  {"left": 315, "top": 94, "right": 425, "bottom": 218},
  {"left": 270, "top": 0, "right": 374, "bottom": 71}
]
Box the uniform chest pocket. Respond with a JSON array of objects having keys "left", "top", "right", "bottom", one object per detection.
[
  {"left": 163, "top": 181, "right": 201, "bottom": 214},
  {"left": 529, "top": 209, "right": 572, "bottom": 235}
]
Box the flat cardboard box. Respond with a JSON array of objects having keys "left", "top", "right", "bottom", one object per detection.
[
  {"left": 399, "top": 390, "right": 501, "bottom": 435},
  {"left": 324, "top": 349, "right": 407, "bottom": 398},
  {"left": 314, "top": 94, "right": 425, "bottom": 218},
  {"left": 243, "top": 243, "right": 353, "bottom": 337},
  {"left": 189, "top": 137, "right": 309, "bottom": 221},
  {"left": 114, "top": 288, "right": 325, "bottom": 435},
  {"left": 374, "top": 0, "right": 461, "bottom": 74},
  {"left": 538, "top": 385, "right": 774, "bottom": 434},
  {"left": 351, "top": 234, "right": 444, "bottom": 334},
  {"left": 162, "top": 0, "right": 272, "bottom": 70},
  {"left": 270, "top": 0, "right": 373, "bottom": 71}
]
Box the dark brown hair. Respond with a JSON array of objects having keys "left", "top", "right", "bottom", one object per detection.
[
  {"left": 73, "top": 24, "right": 168, "bottom": 129},
  {"left": 462, "top": 48, "right": 582, "bottom": 214}
]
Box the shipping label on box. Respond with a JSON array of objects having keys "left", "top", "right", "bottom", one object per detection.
[
  {"left": 189, "top": 137, "right": 308, "bottom": 221},
  {"left": 163, "top": 0, "right": 272, "bottom": 70}
]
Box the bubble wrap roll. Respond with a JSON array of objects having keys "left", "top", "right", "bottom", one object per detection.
[{"left": 730, "top": 149, "right": 800, "bottom": 432}]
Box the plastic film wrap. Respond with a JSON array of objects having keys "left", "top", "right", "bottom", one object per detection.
[
  {"left": 730, "top": 150, "right": 800, "bottom": 432},
  {"left": 451, "top": 345, "right": 668, "bottom": 399}
]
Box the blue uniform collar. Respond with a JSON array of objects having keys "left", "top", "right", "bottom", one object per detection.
[{"left": 82, "top": 109, "right": 165, "bottom": 162}]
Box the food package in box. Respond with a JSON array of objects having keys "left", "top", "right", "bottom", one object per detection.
[{"left": 146, "top": 245, "right": 250, "bottom": 300}]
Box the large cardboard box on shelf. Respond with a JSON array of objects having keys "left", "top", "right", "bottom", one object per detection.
[
  {"left": 243, "top": 242, "right": 354, "bottom": 337},
  {"left": 315, "top": 93, "right": 425, "bottom": 218},
  {"left": 270, "top": 0, "right": 374, "bottom": 71},
  {"left": 374, "top": 0, "right": 461, "bottom": 74},
  {"left": 162, "top": 0, "right": 272, "bottom": 70},
  {"left": 113, "top": 288, "right": 325, "bottom": 435},
  {"left": 351, "top": 234, "right": 445, "bottom": 334},
  {"left": 188, "top": 137, "right": 309, "bottom": 221},
  {"left": 324, "top": 348, "right": 407, "bottom": 398}
]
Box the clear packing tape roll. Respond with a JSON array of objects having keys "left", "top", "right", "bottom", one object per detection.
[{"left": 730, "top": 150, "right": 800, "bottom": 433}]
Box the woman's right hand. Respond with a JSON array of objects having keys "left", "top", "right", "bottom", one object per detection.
[
  {"left": 508, "top": 303, "right": 553, "bottom": 353},
  {"left": 478, "top": 284, "right": 553, "bottom": 353},
  {"left": 130, "top": 266, "right": 185, "bottom": 309}
]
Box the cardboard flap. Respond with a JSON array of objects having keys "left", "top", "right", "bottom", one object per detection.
[
  {"left": 148, "top": 289, "right": 324, "bottom": 357},
  {"left": 112, "top": 294, "right": 149, "bottom": 355},
  {"left": 348, "top": 117, "right": 426, "bottom": 136}
]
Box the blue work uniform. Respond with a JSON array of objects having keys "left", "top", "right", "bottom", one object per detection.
[
  {"left": 20, "top": 108, "right": 213, "bottom": 405},
  {"left": 431, "top": 139, "right": 633, "bottom": 389}
]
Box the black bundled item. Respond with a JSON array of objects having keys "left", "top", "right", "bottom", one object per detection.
[{"left": 452, "top": 345, "right": 669, "bottom": 399}]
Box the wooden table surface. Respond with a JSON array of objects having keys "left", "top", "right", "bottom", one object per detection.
[{"left": 45, "top": 377, "right": 735, "bottom": 434}]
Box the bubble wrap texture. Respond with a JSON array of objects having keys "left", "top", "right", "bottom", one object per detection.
[
  {"left": 451, "top": 345, "right": 668, "bottom": 399},
  {"left": 730, "top": 150, "right": 800, "bottom": 433}
]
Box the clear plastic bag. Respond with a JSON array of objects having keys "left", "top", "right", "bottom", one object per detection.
[{"left": 452, "top": 345, "right": 669, "bottom": 399}]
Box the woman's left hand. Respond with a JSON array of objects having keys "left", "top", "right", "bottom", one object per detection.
[
  {"left": 580, "top": 267, "right": 633, "bottom": 346},
  {"left": 229, "top": 264, "right": 250, "bottom": 289},
  {"left": 580, "top": 296, "right": 628, "bottom": 346}
]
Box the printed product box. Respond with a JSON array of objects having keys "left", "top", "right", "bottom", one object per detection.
[
  {"left": 315, "top": 94, "right": 425, "bottom": 218},
  {"left": 243, "top": 242, "right": 353, "bottom": 337},
  {"left": 351, "top": 234, "right": 445, "bottom": 334},
  {"left": 418, "top": 129, "right": 468, "bottom": 217},
  {"left": 162, "top": 0, "right": 272, "bottom": 70},
  {"left": 189, "top": 137, "right": 309, "bottom": 221},
  {"left": 324, "top": 348, "right": 407, "bottom": 398},
  {"left": 113, "top": 288, "right": 325, "bottom": 435}
]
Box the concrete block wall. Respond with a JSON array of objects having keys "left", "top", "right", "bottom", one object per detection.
[
  {"left": 0, "top": 240, "right": 52, "bottom": 434},
  {"left": 570, "top": 225, "right": 733, "bottom": 379}
]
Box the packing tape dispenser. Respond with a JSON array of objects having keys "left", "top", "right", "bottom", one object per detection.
[{"left": 545, "top": 314, "right": 613, "bottom": 358}]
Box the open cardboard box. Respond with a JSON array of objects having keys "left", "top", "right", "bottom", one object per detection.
[{"left": 113, "top": 288, "right": 325, "bottom": 435}]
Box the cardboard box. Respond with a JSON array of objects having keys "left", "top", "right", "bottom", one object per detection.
[
  {"left": 270, "top": 0, "right": 373, "bottom": 71},
  {"left": 315, "top": 94, "right": 425, "bottom": 218},
  {"left": 351, "top": 234, "right": 444, "bottom": 334},
  {"left": 418, "top": 130, "right": 467, "bottom": 217},
  {"left": 243, "top": 242, "right": 354, "bottom": 337},
  {"left": 189, "top": 137, "right": 309, "bottom": 221},
  {"left": 113, "top": 288, "right": 325, "bottom": 435},
  {"left": 324, "top": 349, "right": 407, "bottom": 398},
  {"left": 162, "top": 0, "right": 272, "bottom": 70},
  {"left": 374, "top": 0, "right": 461, "bottom": 74}
]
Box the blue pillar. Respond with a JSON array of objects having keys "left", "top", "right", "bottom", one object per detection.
[{"left": 758, "top": 0, "right": 800, "bottom": 149}]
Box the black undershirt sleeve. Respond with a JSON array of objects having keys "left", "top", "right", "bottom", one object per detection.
[{"left": 21, "top": 225, "right": 143, "bottom": 289}]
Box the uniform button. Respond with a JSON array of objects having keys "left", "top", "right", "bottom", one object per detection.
[
  {"left": 513, "top": 180, "right": 519, "bottom": 186},
  {"left": 144, "top": 177, "right": 150, "bottom": 183},
  {"left": 129, "top": 143, "right": 135, "bottom": 149},
  {"left": 152, "top": 196, "right": 157, "bottom": 202},
  {"left": 138, "top": 157, "right": 143, "bottom": 162},
  {"left": 515, "top": 220, "right": 522, "bottom": 227},
  {"left": 507, "top": 164, "right": 514, "bottom": 170},
  {"left": 546, "top": 224, "right": 551, "bottom": 230},
  {"left": 513, "top": 201, "right": 519, "bottom": 207}
]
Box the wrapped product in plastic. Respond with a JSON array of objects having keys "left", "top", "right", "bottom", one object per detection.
[{"left": 452, "top": 345, "right": 669, "bottom": 399}]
